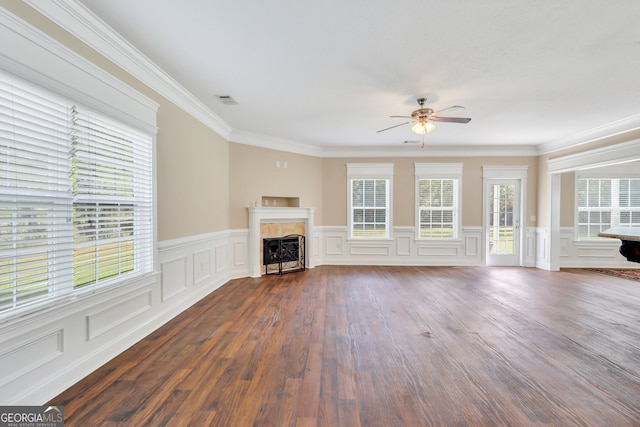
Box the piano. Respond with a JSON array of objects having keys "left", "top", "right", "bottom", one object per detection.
[{"left": 598, "top": 227, "right": 640, "bottom": 263}]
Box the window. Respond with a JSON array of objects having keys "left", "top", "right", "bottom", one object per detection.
[
  {"left": 576, "top": 166, "right": 640, "bottom": 239},
  {"left": 347, "top": 163, "right": 393, "bottom": 239},
  {"left": 415, "top": 163, "right": 462, "bottom": 239},
  {"left": 418, "top": 179, "right": 457, "bottom": 238},
  {"left": 351, "top": 179, "right": 388, "bottom": 238},
  {"left": 0, "top": 71, "right": 153, "bottom": 313}
]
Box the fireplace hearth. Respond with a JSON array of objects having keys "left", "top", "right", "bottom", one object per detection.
[{"left": 263, "top": 234, "right": 305, "bottom": 275}]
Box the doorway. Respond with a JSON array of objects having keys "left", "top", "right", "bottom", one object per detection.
[{"left": 486, "top": 180, "right": 521, "bottom": 265}]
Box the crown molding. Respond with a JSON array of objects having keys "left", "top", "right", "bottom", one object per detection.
[
  {"left": 319, "top": 144, "right": 540, "bottom": 158},
  {"left": 24, "top": 0, "right": 232, "bottom": 139},
  {"left": 547, "top": 138, "right": 640, "bottom": 173},
  {"left": 538, "top": 113, "right": 640, "bottom": 155},
  {"left": 229, "top": 131, "right": 540, "bottom": 158},
  {"left": 229, "top": 130, "right": 324, "bottom": 157}
]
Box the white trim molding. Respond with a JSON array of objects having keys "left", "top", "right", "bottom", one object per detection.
[
  {"left": 547, "top": 138, "right": 640, "bottom": 174},
  {"left": 482, "top": 165, "right": 528, "bottom": 180},
  {"left": 0, "top": 6, "right": 158, "bottom": 132},
  {"left": 539, "top": 115, "right": 640, "bottom": 155},
  {"left": 415, "top": 162, "right": 464, "bottom": 178},
  {"left": 346, "top": 162, "right": 395, "bottom": 177}
]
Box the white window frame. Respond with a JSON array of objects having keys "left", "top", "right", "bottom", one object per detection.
[
  {"left": 0, "top": 12, "right": 158, "bottom": 317},
  {"left": 347, "top": 163, "right": 394, "bottom": 240},
  {"left": 575, "top": 164, "right": 640, "bottom": 240},
  {"left": 414, "top": 163, "right": 463, "bottom": 240},
  {"left": 1, "top": 71, "right": 154, "bottom": 315}
]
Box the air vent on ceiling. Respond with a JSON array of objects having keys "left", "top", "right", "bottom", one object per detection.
[{"left": 216, "top": 95, "right": 238, "bottom": 105}]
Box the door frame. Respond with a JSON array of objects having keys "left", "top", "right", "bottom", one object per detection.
[{"left": 482, "top": 166, "right": 528, "bottom": 266}]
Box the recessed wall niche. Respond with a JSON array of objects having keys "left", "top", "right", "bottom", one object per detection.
[{"left": 260, "top": 196, "right": 300, "bottom": 207}]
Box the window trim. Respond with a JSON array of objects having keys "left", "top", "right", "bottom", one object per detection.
[
  {"left": 0, "top": 8, "right": 158, "bottom": 133},
  {"left": 1, "top": 72, "right": 155, "bottom": 316},
  {"left": 414, "top": 163, "right": 463, "bottom": 240},
  {"left": 346, "top": 163, "right": 394, "bottom": 241},
  {"left": 0, "top": 11, "right": 158, "bottom": 319}
]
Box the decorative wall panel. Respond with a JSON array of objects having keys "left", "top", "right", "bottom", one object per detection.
[{"left": 87, "top": 291, "right": 152, "bottom": 340}]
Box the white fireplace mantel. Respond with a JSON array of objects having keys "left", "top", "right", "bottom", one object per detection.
[{"left": 247, "top": 207, "right": 315, "bottom": 277}]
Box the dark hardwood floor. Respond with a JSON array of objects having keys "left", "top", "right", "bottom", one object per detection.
[{"left": 48, "top": 266, "right": 640, "bottom": 426}]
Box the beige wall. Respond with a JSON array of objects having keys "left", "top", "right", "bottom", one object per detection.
[
  {"left": 9, "top": 2, "right": 231, "bottom": 242},
  {"left": 322, "top": 156, "right": 538, "bottom": 228},
  {"left": 228, "top": 143, "right": 324, "bottom": 228},
  {"left": 157, "top": 103, "right": 230, "bottom": 240}
]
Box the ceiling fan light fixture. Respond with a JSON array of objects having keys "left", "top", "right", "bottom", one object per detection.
[
  {"left": 411, "top": 122, "right": 427, "bottom": 135},
  {"left": 376, "top": 98, "right": 469, "bottom": 140},
  {"left": 411, "top": 120, "right": 435, "bottom": 135},
  {"left": 425, "top": 120, "right": 436, "bottom": 133}
]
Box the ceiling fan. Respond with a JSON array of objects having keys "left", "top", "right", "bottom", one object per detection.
[{"left": 377, "top": 97, "right": 471, "bottom": 147}]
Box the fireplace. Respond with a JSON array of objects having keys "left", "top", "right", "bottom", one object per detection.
[
  {"left": 247, "top": 207, "right": 315, "bottom": 277},
  {"left": 263, "top": 234, "right": 305, "bottom": 275}
]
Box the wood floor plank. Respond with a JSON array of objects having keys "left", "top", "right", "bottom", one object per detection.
[{"left": 48, "top": 265, "right": 640, "bottom": 426}]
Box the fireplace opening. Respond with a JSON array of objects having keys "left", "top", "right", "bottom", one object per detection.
[{"left": 263, "top": 234, "right": 305, "bottom": 275}]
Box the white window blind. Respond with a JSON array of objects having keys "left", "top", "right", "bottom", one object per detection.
[
  {"left": 0, "top": 71, "right": 153, "bottom": 314},
  {"left": 70, "top": 106, "right": 153, "bottom": 289},
  {"left": 414, "top": 163, "right": 462, "bottom": 240},
  {"left": 577, "top": 176, "right": 640, "bottom": 239},
  {"left": 351, "top": 178, "right": 389, "bottom": 238},
  {"left": 0, "top": 74, "right": 74, "bottom": 311},
  {"left": 418, "top": 179, "right": 457, "bottom": 238},
  {"left": 346, "top": 163, "right": 393, "bottom": 239}
]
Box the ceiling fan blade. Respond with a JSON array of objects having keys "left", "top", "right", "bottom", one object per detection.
[
  {"left": 389, "top": 115, "right": 412, "bottom": 119},
  {"left": 435, "top": 105, "right": 465, "bottom": 115},
  {"left": 376, "top": 121, "right": 411, "bottom": 133},
  {"left": 431, "top": 116, "right": 471, "bottom": 123}
]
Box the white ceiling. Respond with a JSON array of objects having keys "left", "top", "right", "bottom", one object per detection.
[{"left": 75, "top": 0, "right": 640, "bottom": 155}]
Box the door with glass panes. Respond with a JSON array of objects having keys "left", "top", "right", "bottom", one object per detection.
[{"left": 486, "top": 180, "right": 521, "bottom": 266}]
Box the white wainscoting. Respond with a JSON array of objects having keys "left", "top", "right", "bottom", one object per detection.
[
  {"left": 557, "top": 227, "right": 634, "bottom": 268},
  {"left": 0, "top": 229, "right": 249, "bottom": 405},
  {"left": 535, "top": 227, "right": 551, "bottom": 270},
  {"left": 535, "top": 226, "right": 634, "bottom": 269},
  {"left": 316, "top": 226, "right": 485, "bottom": 266},
  {"left": 523, "top": 226, "right": 537, "bottom": 267}
]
